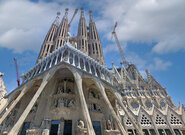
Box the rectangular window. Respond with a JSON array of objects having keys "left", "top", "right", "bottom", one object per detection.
[
  {"left": 20, "top": 122, "right": 30, "bottom": 135},
  {"left": 149, "top": 129, "right": 156, "bottom": 135},
  {"left": 63, "top": 120, "right": 72, "bottom": 135},
  {"left": 88, "top": 44, "right": 91, "bottom": 54},
  {"left": 92, "top": 121, "right": 102, "bottom": 135},
  {"left": 47, "top": 45, "right": 50, "bottom": 52},
  {"left": 174, "top": 129, "right": 182, "bottom": 135},
  {"left": 50, "top": 120, "right": 60, "bottom": 135},
  {"left": 134, "top": 130, "right": 139, "bottom": 135},
  {"left": 158, "top": 129, "right": 166, "bottom": 135},
  {"left": 143, "top": 129, "right": 150, "bottom": 135},
  {"left": 165, "top": 129, "right": 172, "bottom": 135}
]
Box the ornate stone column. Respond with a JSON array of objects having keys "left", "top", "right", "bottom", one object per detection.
[
  {"left": 8, "top": 69, "right": 56, "bottom": 135},
  {"left": 72, "top": 69, "right": 95, "bottom": 135},
  {"left": 94, "top": 81, "right": 128, "bottom": 135}
]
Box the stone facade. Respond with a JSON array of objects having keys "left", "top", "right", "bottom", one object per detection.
[{"left": 0, "top": 9, "right": 185, "bottom": 135}]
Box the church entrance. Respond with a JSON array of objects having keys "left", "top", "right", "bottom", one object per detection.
[
  {"left": 63, "top": 120, "right": 72, "bottom": 135},
  {"left": 50, "top": 120, "right": 60, "bottom": 135},
  {"left": 92, "top": 121, "right": 102, "bottom": 135}
]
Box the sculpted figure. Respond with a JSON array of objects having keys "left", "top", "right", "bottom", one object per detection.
[
  {"left": 58, "top": 98, "right": 64, "bottom": 107},
  {"left": 68, "top": 99, "right": 75, "bottom": 108},
  {"left": 97, "top": 104, "right": 101, "bottom": 112},
  {"left": 76, "top": 120, "right": 87, "bottom": 135},
  {"left": 107, "top": 120, "right": 112, "bottom": 130}
]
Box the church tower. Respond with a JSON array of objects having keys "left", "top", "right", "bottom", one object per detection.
[
  {"left": 0, "top": 73, "right": 7, "bottom": 100},
  {"left": 54, "top": 8, "right": 69, "bottom": 50},
  {"left": 77, "top": 8, "right": 88, "bottom": 54},
  {"left": 88, "top": 11, "right": 105, "bottom": 65},
  {"left": 36, "top": 12, "right": 60, "bottom": 63}
]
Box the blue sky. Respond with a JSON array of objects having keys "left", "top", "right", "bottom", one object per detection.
[{"left": 0, "top": 0, "right": 185, "bottom": 105}]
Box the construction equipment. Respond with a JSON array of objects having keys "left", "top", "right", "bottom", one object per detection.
[
  {"left": 112, "top": 22, "right": 128, "bottom": 68},
  {"left": 68, "top": 8, "right": 78, "bottom": 31},
  {"left": 14, "top": 58, "right": 20, "bottom": 86}
]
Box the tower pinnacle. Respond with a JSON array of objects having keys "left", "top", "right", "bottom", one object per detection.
[
  {"left": 54, "top": 9, "right": 69, "bottom": 50},
  {"left": 36, "top": 12, "right": 60, "bottom": 63},
  {"left": 65, "top": 8, "right": 69, "bottom": 18},
  {"left": 81, "top": 8, "right": 85, "bottom": 17},
  {"left": 53, "top": 12, "right": 61, "bottom": 25},
  {"left": 77, "top": 8, "right": 88, "bottom": 54},
  {"left": 88, "top": 11, "right": 105, "bottom": 65},
  {"left": 89, "top": 10, "right": 93, "bottom": 22}
]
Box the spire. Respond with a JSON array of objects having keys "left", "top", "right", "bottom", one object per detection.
[
  {"left": 89, "top": 10, "right": 93, "bottom": 22},
  {"left": 36, "top": 12, "right": 60, "bottom": 63},
  {"left": 0, "top": 72, "right": 7, "bottom": 100},
  {"left": 88, "top": 11, "right": 105, "bottom": 65},
  {"left": 53, "top": 12, "right": 61, "bottom": 25},
  {"left": 77, "top": 8, "right": 88, "bottom": 54},
  {"left": 54, "top": 8, "right": 69, "bottom": 50}
]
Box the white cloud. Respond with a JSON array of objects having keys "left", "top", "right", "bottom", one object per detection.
[
  {"left": 0, "top": 0, "right": 80, "bottom": 53},
  {"left": 95, "top": 0, "right": 185, "bottom": 54},
  {"left": 1, "top": 0, "right": 185, "bottom": 55},
  {"left": 149, "top": 57, "right": 172, "bottom": 71},
  {"left": 0, "top": 0, "right": 60, "bottom": 53}
]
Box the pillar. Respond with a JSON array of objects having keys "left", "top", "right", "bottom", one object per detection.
[
  {"left": 72, "top": 70, "right": 95, "bottom": 135},
  {"left": 8, "top": 70, "right": 55, "bottom": 135},
  {"left": 0, "top": 82, "right": 34, "bottom": 125},
  {"left": 94, "top": 81, "right": 128, "bottom": 135}
]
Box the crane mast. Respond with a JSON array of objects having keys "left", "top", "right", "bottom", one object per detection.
[
  {"left": 112, "top": 22, "right": 128, "bottom": 68},
  {"left": 14, "top": 58, "right": 20, "bottom": 86},
  {"left": 68, "top": 8, "right": 78, "bottom": 32}
]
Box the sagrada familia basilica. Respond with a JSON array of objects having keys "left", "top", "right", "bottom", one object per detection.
[{"left": 0, "top": 8, "right": 185, "bottom": 135}]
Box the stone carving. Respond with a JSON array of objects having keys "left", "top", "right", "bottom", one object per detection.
[
  {"left": 57, "top": 86, "right": 64, "bottom": 94},
  {"left": 107, "top": 120, "right": 112, "bottom": 130},
  {"left": 88, "top": 103, "right": 101, "bottom": 112},
  {"left": 3, "top": 109, "right": 16, "bottom": 131},
  {"left": 89, "top": 90, "right": 99, "bottom": 99},
  {"left": 54, "top": 98, "right": 75, "bottom": 109},
  {"left": 76, "top": 120, "right": 87, "bottom": 135},
  {"left": 30, "top": 102, "right": 38, "bottom": 113},
  {"left": 57, "top": 86, "right": 73, "bottom": 94}
]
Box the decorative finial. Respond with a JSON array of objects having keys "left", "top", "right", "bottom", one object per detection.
[
  {"left": 80, "top": 8, "right": 84, "bottom": 17},
  {"left": 65, "top": 8, "right": 69, "bottom": 17},
  {"left": 54, "top": 12, "right": 61, "bottom": 25},
  {"left": 145, "top": 69, "right": 149, "bottom": 73},
  {"left": 89, "top": 10, "right": 93, "bottom": 22},
  {"left": 65, "top": 8, "right": 69, "bottom": 12},
  {"left": 112, "top": 62, "right": 114, "bottom": 67},
  {"left": 57, "top": 12, "right": 61, "bottom": 16},
  {"left": 0, "top": 72, "right": 4, "bottom": 77}
]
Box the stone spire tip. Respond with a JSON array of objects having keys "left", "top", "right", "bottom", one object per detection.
[
  {"left": 80, "top": 8, "right": 84, "bottom": 17},
  {"left": 0, "top": 72, "right": 4, "bottom": 77},
  {"left": 65, "top": 8, "right": 69, "bottom": 12},
  {"left": 54, "top": 12, "right": 60, "bottom": 25},
  {"left": 57, "top": 12, "right": 61, "bottom": 16},
  {"left": 64, "top": 8, "right": 69, "bottom": 17},
  {"left": 89, "top": 10, "right": 93, "bottom": 21}
]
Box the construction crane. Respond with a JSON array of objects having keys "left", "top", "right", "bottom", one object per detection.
[
  {"left": 14, "top": 58, "right": 20, "bottom": 86},
  {"left": 68, "top": 8, "right": 78, "bottom": 32},
  {"left": 112, "top": 22, "right": 128, "bottom": 68}
]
